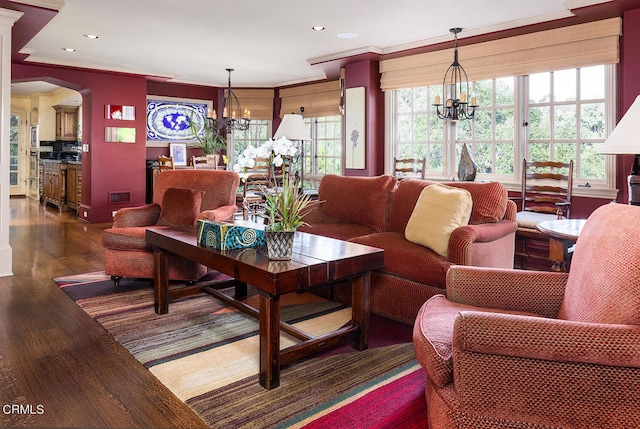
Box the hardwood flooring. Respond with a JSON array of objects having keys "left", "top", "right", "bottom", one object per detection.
[{"left": 0, "top": 197, "right": 207, "bottom": 428}]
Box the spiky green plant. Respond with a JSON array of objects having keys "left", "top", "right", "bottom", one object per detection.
[{"left": 260, "top": 175, "right": 317, "bottom": 231}]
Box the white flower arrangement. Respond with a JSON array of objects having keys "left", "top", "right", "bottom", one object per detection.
[{"left": 233, "top": 136, "right": 299, "bottom": 172}]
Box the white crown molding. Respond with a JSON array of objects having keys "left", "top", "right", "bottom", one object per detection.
[
  {"left": 8, "top": 0, "right": 64, "bottom": 11},
  {"left": 308, "top": 46, "right": 384, "bottom": 66},
  {"left": 564, "top": 0, "right": 614, "bottom": 10},
  {"left": 0, "top": 8, "right": 24, "bottom": 25}
]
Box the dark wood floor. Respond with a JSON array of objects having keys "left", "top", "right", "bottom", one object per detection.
[{"left": 0, "top": 197, "right": 207, "bottom": 428}]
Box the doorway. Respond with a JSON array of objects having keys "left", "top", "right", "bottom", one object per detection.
[{"left": 10, "top": 109, "right": 27, "bottom": 196}]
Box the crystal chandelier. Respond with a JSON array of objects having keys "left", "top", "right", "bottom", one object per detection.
[
  {"left": 211, "top": 68, "right": 251, "bottom": 131},
  {"left": 433, "top": 28, "right": 477, "bottom": 121}
]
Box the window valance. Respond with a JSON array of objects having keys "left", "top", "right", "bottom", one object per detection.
[
  {"left": 279, "top": 80, "right": 341, "bottom": 118},
  {"left": 233, "top": 88, "right": 274, "bottom": 120},
  {"left": 380, "top": 17, "right": 621, "bottom": 91}
]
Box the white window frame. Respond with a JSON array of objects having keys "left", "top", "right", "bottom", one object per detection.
[{"left": 385, "top": 65, "right": 618, "bottom": 200}]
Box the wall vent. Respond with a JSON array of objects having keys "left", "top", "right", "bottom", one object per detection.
[{"left": 109, "top": 191, "right": 131, "bottom": 204}]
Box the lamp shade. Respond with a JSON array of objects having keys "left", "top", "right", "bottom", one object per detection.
[
  {"left": 274, "top": 114, "right": 311, "bottom": 141},
  {"left": 599, "top": 94, "right": 640, "bottom": 155}
]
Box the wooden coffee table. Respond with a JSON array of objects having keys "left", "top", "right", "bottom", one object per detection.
[
  {"left": 537, "top": 219, "right": 586, "bottom": 272},
  {"left": 146, "top": 225, "right": 384, "bottom": 389}
]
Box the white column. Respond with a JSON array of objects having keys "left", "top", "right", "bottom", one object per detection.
[{"left": 0, "top": 9, "right": 24, "bottom": 277}]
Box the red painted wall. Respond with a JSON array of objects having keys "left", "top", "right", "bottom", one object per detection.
[{"left": 13, "top": 63, "right": 148, "bottom": 223}]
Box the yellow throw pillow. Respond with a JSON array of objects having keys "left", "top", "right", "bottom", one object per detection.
[{"left": 405, "top": 184, "right": 473, "bottom": 258}]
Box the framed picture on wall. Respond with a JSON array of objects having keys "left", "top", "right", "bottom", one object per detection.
[
  {"left": 345, "top": 87, "right": 366, "bottom": 169},
  {"left": 169, "top": 143, "right": 187, "bottom": 166},
  {"left": 146, "top": 96, "right": 212, "bottom": 146}
]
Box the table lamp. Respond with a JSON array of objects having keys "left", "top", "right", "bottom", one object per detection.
[
  {"left": 599, "top": 94, "right": 640, "bottom": 205},
  {"left": 274, "top": 113, "right": 311, "bottom": 187}
]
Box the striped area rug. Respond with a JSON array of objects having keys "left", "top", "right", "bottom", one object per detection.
[{"left": 55, "top": 272, "right": 426, "bottom": 428}]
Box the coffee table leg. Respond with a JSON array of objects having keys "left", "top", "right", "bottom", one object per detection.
[
  {"left": 259, "top": 292, "right": 280, "bottom": 389},
  {"left": 548, "top": 236, "right": 569, "bottom": 272},
  {"left": 153, "top": 249, "right": 169, "bottom": 314},
  {"left": 351, "top": 272, "right": 371, "bottom": 351}
]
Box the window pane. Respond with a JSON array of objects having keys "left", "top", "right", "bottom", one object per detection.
[
  {"left": 580, "top": 103, "right": 605, "bottom": 139},
  {"left": 554, "top": 105, "right": 577, "bottom": 139},
  {"left": 528, "top": 106, "right": 550, "bottom": 139},
  {"left": 397, "top": 115, "right": 411, "bottom": 142},
  {"left": 475, "top": 80, "right": 493, "bottom": 106},
  {"left": 414, "top": 87, "right": 428, "bottom": 111},
  {"left": 581, "top": 65, "right": 605, "bottom": 100},
  {"left": 495, "top": 108, "right": 514, "bottom": 140},
  {"left": 580, "top": 142, "right": 605, "bottom": 179},
  {"left": 554, "top": 69, "right": 576, "bottom": 102},
  {"left": 429, "top": 144, "right": 443, "bottom": 172},
  {"left": 397, "top": 89, "right": 411, "bottom": 113},
  {"left": 495, "top": 78, "right": 515, "bottom": 105},
  {"left": 495, "top": 143, "right": 514, "bottom": 175},
  {"left": 555, "top": 143, "right": 576, "bottom": 165},
  {"left": 529, "top": 72, "right": 550, "bottom": 103},
  {"left": 414, "top": 114, "right": 428, "bottom": 141},
  {"left": 474, "top": 143, "right": 493, "bottom": 174},
  {"left": 530, "top": 142, "right": 550, "bottom": 161},
  {"left": 474, "top": 110, "right": 493, "bottom": 140}
]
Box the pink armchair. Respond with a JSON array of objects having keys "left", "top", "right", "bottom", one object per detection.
[
  {"left": 102, "top": 169, "right": 240, "bottom": 285},
  {"left": 413, "top": 203, "right": 640, "bottom": 428}
]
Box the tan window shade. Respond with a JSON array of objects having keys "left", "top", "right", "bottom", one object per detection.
[
  {"left": 380, "top": 17, "right": 621, "bottom": 91},
  {"left": 233, "top": 88, "right": 274, "bottom": 120},
  {"left": 279, "top": 80, "right": 341, "bottom": 118}
]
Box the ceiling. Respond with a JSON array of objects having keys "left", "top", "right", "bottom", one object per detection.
[{"left": 8, "top": 0, "right": 621, "bottom": 91}]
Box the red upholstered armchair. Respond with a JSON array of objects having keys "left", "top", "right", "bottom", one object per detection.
[
  {"left": 413, "top": 203, "right": 640, "bottom": 428},
  {"left": 102, "top": 169, "right": 240, "bottom": 285}
]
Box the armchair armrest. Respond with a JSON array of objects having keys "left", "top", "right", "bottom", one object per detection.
[
  {"left": 447, "top": 220, "right": 516, "bottom": 266},
  {"left": 451, "top": 312, "right": 640, "bottom": 427},
  {"left": 197, "top": 205, "right": 238, "bottom": 222},
  {"left": 113, "top": 204, "right": 161, "bottom": 228},
  {"left": 446, "top": 266, "right": 567, "bottom": 318}
]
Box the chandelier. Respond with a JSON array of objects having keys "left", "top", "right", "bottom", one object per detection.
[
  {"left": 433, "top": 28, "right": 477, "bottom": 121},
  {"left": 211, "top": 68, "right": 250, "bottom": 131}
]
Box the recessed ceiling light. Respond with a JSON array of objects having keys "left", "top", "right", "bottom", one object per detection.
[
  {"left": 337, "top": 32, "right": 358, "bottom": 39},
  {"left": 83, "top": 34, "right": 99, "bottom": 39},
  {"left": 62, "top": 47, "right": 76, "bottom": 52},
  {"left": 311, "top": 26, "right": 325, "bottom": 31}
]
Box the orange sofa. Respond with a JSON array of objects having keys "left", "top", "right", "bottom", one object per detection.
[{"left": 298, "top": 174, "right": 517, "bottom": 325}]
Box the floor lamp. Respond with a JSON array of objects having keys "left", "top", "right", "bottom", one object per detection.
[
  {"left": 599, "top": 94, "right": 640, "bottom": 205},
  {"left": 274, "top": 111, "right": 311, "bottom": 190}
]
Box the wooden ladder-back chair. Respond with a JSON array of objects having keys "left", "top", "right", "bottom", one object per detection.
[
  {"left": 237, "top": 157, "right": 272, "bottom": 221},
  {"left": 191, "top": 155, "right": 208, "bottom": 169},
  {"left": 516, "top": 159, "right": 574, "bottom": 269},
  {"left": 394, "top": 157, "right": 426, "bottom": 180},
  {"left": 157, "top": 155, "right": 175, "bottom": 171}
]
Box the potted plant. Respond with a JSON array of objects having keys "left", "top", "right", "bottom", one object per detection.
[
  {"left": 234, "top": 136, "right": 317, "bottom": 260},
  {"left": 189, "top": 116, "right": 226, "bottom": 166}
]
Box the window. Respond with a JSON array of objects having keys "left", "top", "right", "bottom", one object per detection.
[
  {"left": 389, "top": 64, "right": 614, "bottom": 192},
  {"left": 395, "top": 87, "right": 445, "bottom": 176},
  {"left": 526, "top": 66, "right": 607, "bottom": 185},
  {"left": 230, "top": 119, "right": 271, "bottom": 161},
  {"left": 304, "top": 115, "right": 342, "bottom": 189}
]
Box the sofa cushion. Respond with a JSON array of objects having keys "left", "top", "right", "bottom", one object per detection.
[
  {"left": 447, "top": 181, "right": 508, "bottom": 224},
  {"left": 350, "top": 232, "right": 452, "bottom": 288},
  {"left": 318, "top": 174, "right": 397, "bottom": 233},
  {"left": 405, "top": 184, "right": 472, "bottom": 258},
  {"left": 157, "top": 187, "right": 204, "bottom": 227}
]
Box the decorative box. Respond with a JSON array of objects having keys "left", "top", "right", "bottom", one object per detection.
[{"left": 197, "top": 220, "right": 265, "bottom": 250}]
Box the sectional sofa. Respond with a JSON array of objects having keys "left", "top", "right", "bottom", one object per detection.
[{"left": 298, "top": 174, "right": 517, "bottom": 325}]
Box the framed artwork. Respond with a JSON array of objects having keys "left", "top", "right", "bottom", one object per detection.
[
  {"left": 169, "top": 143, "right": 187, "bottom": 166},
  {"left": 105, "top": 127, "right": 136, "bottom": 143},
  {"left": 146, "top": 96, "right": 212, "bottom": 144},
  {"left": 345, "top": 87, "right": 366, "bottom": 169},
  {"left": 105, "top": 105, "right": 135, "bottom": 120}
]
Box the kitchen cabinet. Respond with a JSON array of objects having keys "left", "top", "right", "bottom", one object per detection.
[
  {"left": 67, "top": 162, "right": 81, "bottom": 212},
  {"left": 54, "top": 105, "right": 78, "bottom": 141},
  {"left": 41, "top": 160, "right": 67, "bottom": 211}
]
